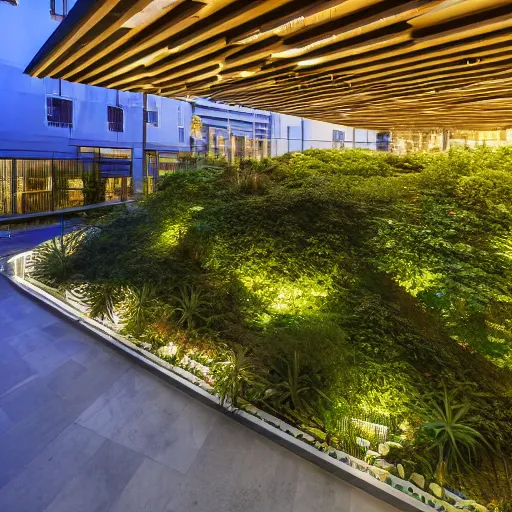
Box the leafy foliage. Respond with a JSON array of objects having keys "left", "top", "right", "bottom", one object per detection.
[
  {"left": 30, "top": 229, "right": 85, "bottom": 286},
  {"left": 214, "top": 344, "right": 261, "bottom": 407},
  {"left": 38, "top": 146, "right": 512, "bottom": 504},
  {"left": 421, "top": 387, "right": 491, "bottom": 484}
]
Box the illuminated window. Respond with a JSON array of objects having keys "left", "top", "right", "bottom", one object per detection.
[
  {"left": 47, "top": 96, "right": 73, "bottom": 128},
  {"left": 144, "top": 109, "right": 158, "bottom": 126},
  {"left": 177, "top": 105, "right": 185, "bottom": 143},
  {"left": 100, "top": 148, "right": 132, "bottom": 159},
  {"left": 108, "top": 106, "right": 124, "bottom": 132},
  {"left": 50, "top": 0, "right": 67, "bottom": 20},
  {"left": 79, "top": 147, "right": 132, "bottom": 159}
]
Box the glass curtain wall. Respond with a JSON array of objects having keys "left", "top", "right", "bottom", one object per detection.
[
  {"left": 0, "top": 153, "right": 133, "bottom": 217},
  {"left": 0, "top": 160, "right": 13, "bottom": 216}
]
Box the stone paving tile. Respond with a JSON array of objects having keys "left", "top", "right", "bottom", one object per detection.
[
  {"left": 0, "top": 342, "right": 35, "bottom": 396},
  {"left": 0, "top": 375, "right": 56, "bottom": 423},
  {"left": 43, "top": 438, "right": 144, "bottom": 512},
  {"left": 76, "top": 368, "right": 202, "bottom": 473},
  {"left": 0, "top": 395, "right": 82, "bottom": 488},
  {"left": 58, "top": 351, "right": 130, "bottom": 411},
  {"left": 0, "top": 423, "right": 105, "bottom": 512},
  {"left": 0, "top": 274, "right": 400, "bottom": 512},
  {"left": 292, "top": 464, "right": 352, "bottom": 512},
  {"left": 23, "top": 342, "right": 70, "bottom": 376},
  {"left": 5, "top": 326, "right": 54, "bottom": 356},
  {"left": 0, "top": 408, "right": 13, "bottom": 437},
  {"left": 0, "top": 360, "right": 87, "bottom": 424},
  {"left": 110, "top": 458, "right": 185, "bottom": 512}
]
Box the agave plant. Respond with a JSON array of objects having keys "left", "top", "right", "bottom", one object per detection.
[
  {"left": 82, "top": 283, "right": 124, "bottom": 322},
  {"left": 30, "top": 230, "right": 84, "bottom": 285},
  {"left": 171, "top": 285, "right": 211, "bottom": 330},
  {"left": 422, "top": 387, "right": 492, "bottom": 485}
]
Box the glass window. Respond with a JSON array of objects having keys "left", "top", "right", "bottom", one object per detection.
[
  {"left": 79, "top": 146, "right": 100, "bottom": 155},
  {"left": 177, "top": 105, "right": 185, "bottom": 143},
  {"left": 178, "top": 127, "right": 185, "bottom": 143},
  {"left": 144, "top": 109, "right": 158, "bottom": 126},
  {"left": 158, "top": 152, "right": 178, "bottom": 176},
  {"left": 108, "top": 106, "right": 124, "bottom": 132},
  {"left": 50, "top": 0, "right": 68, "bottom": 20},
  {"left": 333, "top": 130, "right": 345, "bottom": 142},
  {"left": 79, "top": 147, "right": 131, "bottom": 159},
  {"left": 47, "top": 96, "right": 73, "bottom": 128},
  {"left": 100, "top": 148, "right": 132, "bottom": 159}
]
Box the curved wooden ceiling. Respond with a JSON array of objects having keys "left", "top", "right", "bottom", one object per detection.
[{"left": 26, "top": 0, "right": 512, "bottom": 130}]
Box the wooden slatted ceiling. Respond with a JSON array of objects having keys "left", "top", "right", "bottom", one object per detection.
[{"left": 25, "top": 0, "right": 512, "bottom": 130}]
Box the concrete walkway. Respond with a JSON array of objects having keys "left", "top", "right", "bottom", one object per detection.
[{"left": 0, "top": 276, "right": 399, "bottom": 512}]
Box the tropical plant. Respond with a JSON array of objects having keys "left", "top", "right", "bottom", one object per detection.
[
  {"left": 171, "top": 285, "right": 211, "bottom": 330},
  {"left": 421, "top": 387, "right": 492, "bottom": 485},
  {"left": 264, "top": 351, "right": 329, "bottom": 424},
  {"left": 30, "top": 230, "right": 84, "bottom": 285},
  {"left": 82, "top": 283, "right": 124, "bottom": 322},
  {"left": 214, "top": 344, "right": 262, "bottom": 407},
  {"left": 123, "top": 283, "right": 159, "bottom": 336}
]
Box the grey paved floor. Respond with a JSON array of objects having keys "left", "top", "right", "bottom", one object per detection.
[{"left": 0, "top": 276, "right": 399, "bottom": 512}]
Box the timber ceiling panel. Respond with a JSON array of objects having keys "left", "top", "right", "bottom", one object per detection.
[{"left": 26, "top": 0, "right": 512, "bottom": 130}]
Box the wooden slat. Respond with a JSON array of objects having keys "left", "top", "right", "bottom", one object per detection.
[{"left": 25, "top": 0, "right": 512, "bottom": 130}]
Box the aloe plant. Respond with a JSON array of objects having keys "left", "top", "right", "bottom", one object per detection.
[
  {"left": 422, "top": 387, "right": 492, "bottom": 485},
  {"left": 30, "top": 230, "right": 84, "bottom": 285},
  {"left": 171, "top": 285, "right": 211, "bottom": 330}
]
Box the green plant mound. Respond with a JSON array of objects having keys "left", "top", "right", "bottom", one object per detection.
[{"left": 33, "top": 147, "right": 512, "bottom": 508}]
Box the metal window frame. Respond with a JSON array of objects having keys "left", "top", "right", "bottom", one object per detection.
[
  {"left": 144, "top": 109, "right": 159, "bottom": 127},
  {"left": 107, "top": 105, "right": 124, "bottom": 133},
  {"left": 50, "top": 0, "right": 68, "bottom": 16},
  {"left": 46, "top": 95, "right": 74, "bottom": 129}
]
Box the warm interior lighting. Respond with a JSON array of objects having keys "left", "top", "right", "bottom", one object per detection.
[{"left": 240, "top": 71, "right": 256, "bottom": 78}]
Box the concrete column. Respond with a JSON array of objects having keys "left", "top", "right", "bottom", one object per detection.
[{"left": 442, "top": 129, "right": 450, "bottom": 151}]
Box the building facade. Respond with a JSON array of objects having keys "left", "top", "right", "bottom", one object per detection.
[
  {"left": 271, "top": 115, "right": 378, "bottom": 155},
  {"left": 0, "top": 0, "right": 192, "bottom": 216},
  {"left": 0, "top": 0, "right": 379, "bottom": 219}
]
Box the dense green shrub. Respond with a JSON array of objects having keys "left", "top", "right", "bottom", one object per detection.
[{"left": 36, "top": 147, "right": 512, "bottom": 505}]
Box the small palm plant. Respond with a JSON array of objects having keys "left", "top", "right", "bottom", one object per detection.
[
  {"left": 171, "top": 285, "right": 211, "bottom": 330},
  {"left": 422, "top": 387, "right": 491, "bottom": 485}
]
